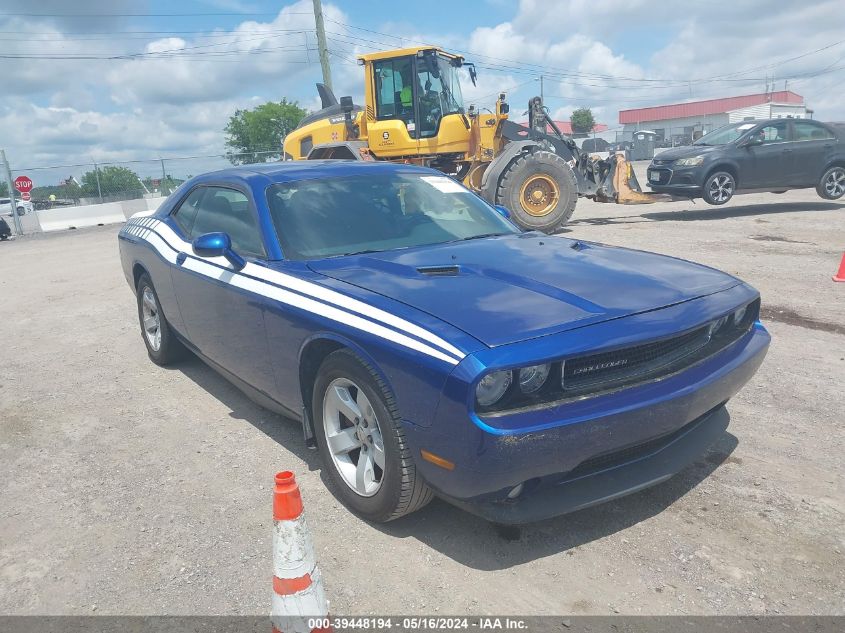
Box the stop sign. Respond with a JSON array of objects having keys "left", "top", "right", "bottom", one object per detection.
[
  {"left": 21, "top": 192, "right": 31, "bottom": 201},
  {"left": 14, "top": 175, "right": 33, "bottom": 193}
]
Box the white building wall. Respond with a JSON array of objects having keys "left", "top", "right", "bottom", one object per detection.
[
  {"left": 728, "top": 104, "right": 771, "bottom": 122},
  {"left": 622, "top": 113, "right": 729, "bottom": 141},
  {"left": 728, "top": 102, "right": 806, "bottom": 122},
  {"left": 770, "top": 103, "right": 806, "bottom": 118}
]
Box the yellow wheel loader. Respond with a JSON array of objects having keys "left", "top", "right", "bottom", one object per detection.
[{"left": 283, "top": 46, "right": 665, "bottom": 233}]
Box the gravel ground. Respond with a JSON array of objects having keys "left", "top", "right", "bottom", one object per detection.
[{"left": 0, "top": 171, "right": 843, "bottom": 616}]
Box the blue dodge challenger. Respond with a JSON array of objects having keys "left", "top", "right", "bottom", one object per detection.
[{"left": 118, "top": 161, "right": 769, "bottom": 524}]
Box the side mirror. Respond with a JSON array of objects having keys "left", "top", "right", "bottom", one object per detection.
[
  {"left": 494, "top": 205, "right": 511, "bottom": 220},
  {"left": 192, "top": 232, "right": 245, "bottom": 270}
]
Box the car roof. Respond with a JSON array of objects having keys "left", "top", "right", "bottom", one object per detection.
[{"left": 194, "top": 160, "right": 438, "bottom": 184}]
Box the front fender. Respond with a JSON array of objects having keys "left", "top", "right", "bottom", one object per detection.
[{"left": 479, "top": 140, "right": 538, "bottom": 202}]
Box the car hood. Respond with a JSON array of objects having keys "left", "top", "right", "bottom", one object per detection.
[
  {"left": 307, "top": 234, "right": 740, "bottom": 348},
  {"left": 653, "top": 145, "right": 726, "bottom": 161}
]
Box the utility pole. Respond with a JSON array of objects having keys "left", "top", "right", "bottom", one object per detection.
[
  {"left": 539, "top": 75, "right": 544, "bottom": 101},
  {"left": 311, "top": 0, "right": 332, "bottom": 91},
  {"left": 93, "top": 160, "right": 103, "bottom": 202},
  {"left": 1, "top": 149, "right": 22, "bottom": 236},
  {"left": 160, "top": 158, "right": 167, "bottom": 195}
]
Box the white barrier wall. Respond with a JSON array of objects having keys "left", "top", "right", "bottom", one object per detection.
[{"left": 35, "top": 197, "right": 165, "bottom": 232}]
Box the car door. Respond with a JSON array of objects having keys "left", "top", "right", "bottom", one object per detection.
[
  {"left": 789, "top": 120, "right": 836, "bottom": 186},
  {"left": 166, "top": 184, "right": 277, "bottom": 396},
  {"left": 741, "top": 120, "right": 791, "bottom": 188}
]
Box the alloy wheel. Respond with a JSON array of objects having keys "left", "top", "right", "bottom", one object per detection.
[
  {"left": 825, "top": 167, "right": 845, "bottom": 198},
  {"left": 322, "top": 377, "right": 385, "bottom": 497},
  {"left": 709, "top": 175, "right": 734, "bottom": 203},
  {"left": 141, "top": 287, "right": 162, "bottom": 351}
]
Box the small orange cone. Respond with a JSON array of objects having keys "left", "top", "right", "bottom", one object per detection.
[
  {"left": 271, "top": 471, "right": 331, "bottom": 633},
  {"left": 834, "top": 253, "right": 845, "bottom": 282}
]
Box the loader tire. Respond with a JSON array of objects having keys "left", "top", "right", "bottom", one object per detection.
[{"left": 496, "top": 149, "right": 577, "bottom": 233}]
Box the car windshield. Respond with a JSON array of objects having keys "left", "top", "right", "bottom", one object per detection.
[
  {"left": 693, "top": 122, "right": 757, "bottom": 146},
  {"left": 266, "top": 172, "right": 518, "bottom": 260}
]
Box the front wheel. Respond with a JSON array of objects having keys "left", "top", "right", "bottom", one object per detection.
[
  {"left": 312, "top": 349, "right": 432, "bottom": 522},
  {"left": 496, "top": 149, "right": 578, "bottom": 233},
  {"left": 703, "top": 171, "right": 735, "bottom": 205},
  {"left": 817, "top": 166, "right": 845, "bottom": 200}
]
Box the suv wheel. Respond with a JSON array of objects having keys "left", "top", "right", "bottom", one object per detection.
[
  {"left": 817, "top": 166, "right": 845, "bottom": 200},
  {"left": 703, "top": 171, "right": 735, "bottom": 205}
]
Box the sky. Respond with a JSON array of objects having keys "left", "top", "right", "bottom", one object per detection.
[{"left": 0, "top": 0, "right": 843, "bottom": 183}]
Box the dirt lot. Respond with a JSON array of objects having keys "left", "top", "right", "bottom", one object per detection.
[{"left": 1, "top": 173, "right": 843, "bottom": 616}]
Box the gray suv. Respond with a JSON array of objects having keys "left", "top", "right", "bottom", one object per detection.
[{"left": 646, "top": 119, "right": 845, "bottom": 205}]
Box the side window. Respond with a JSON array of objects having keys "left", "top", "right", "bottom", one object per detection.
[
  {"left": 190, "top": 186, "right": 265, "bottom": 258},
  {"left": 793, "top": 121, "right": 834, "bottom": 142},
  {"left": 757, "top": 121, "right": 789, "bottom": 144},
  {"left": 374, "top": 57, "right": 413, "bottom": 121},
  {"left": 172, "top": 187, "right": 205, "bottom": 235}
]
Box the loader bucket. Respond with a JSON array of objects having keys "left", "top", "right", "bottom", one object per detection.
[{"left": 597, "top": 153, "right": 672, "bottom": 204}]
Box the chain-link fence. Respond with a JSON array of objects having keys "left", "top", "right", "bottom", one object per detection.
[
  {"left": 7, "top": 150, "right": 280, "bottom": 208},
  {"left": 0, "top": 150, "right": 281, "bottom": 233}
]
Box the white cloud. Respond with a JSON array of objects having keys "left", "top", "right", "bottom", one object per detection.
[{"left": 1, "top": 0, "right": 843, "bottom": 177}]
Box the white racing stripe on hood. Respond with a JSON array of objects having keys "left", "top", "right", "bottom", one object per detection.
[
  {"left": 142, "top": 218, "right": 466, "bottom": 361},
  {"left": 124, "top": 217, "right": 464, "bottom": 365}
]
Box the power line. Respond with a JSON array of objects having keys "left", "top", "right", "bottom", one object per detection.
[
  {"left": 324, "top": 18, "right": 845, "bottom": 87},
  {"left": 0, "top": 11, "right": 312, "bottom": 17}
]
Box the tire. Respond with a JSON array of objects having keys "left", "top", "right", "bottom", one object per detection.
[
  {"left": 312, "top": 349, "right": 433, "bottom": 522},
  {"left": 496, "top": 149, "right": 578, "bottom": 233},
  {"left": 703, "top": 171, "right": 735, "bottom": 205},
  {"left": 136, "top": 273, "right": 185, "bottom": 366},
  {"left": 816, "top": 165, "right": 845, "bottom": 200}
]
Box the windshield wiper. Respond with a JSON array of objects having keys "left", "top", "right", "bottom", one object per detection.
[
  {"left": 452, "top": 232, "right": 506, "bottom": 242},
  {"left": 338, "top": 248, "right": 384, "bottom": 257}
]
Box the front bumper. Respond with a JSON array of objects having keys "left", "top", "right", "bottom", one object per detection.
[
  {"left": 444, "top": 404, "right": 729, "bottom": 524},
  {"left": 647, "top": 163, "right": 705, "bottom": 195},
  {"left": 401, "top": 305, "right": 769, "bottom": 523}
]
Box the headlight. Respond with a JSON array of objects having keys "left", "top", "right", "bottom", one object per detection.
[
  {"left": 709, "top": 314, "right": 730, "bottom": 337},
  {"left": 733, "top": 304, "right": 748, "bottom": 325},
  {"left": 475, "top": 370, "right": 512, "bottom": 407},
  {"left": 674, "top": 156, "right": 705, "bottom": 166},
  {"left": 518, "top": 363, "right": 551, "bottom": 394}
]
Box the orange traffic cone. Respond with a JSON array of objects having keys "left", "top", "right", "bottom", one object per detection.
[
  {"left": 271, "top": 471, "right": 331, "bottom": 633},
  {"left": 834, "top": 253, "right": 845, "bottom": 282}
]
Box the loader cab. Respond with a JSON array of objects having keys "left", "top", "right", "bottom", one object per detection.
[{"left": 363, "top": 47, "right": 472, "bottom": 157}]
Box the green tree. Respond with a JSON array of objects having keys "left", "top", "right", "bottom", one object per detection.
[
  {"left": 224, "top": 99, "right": 307, "bottom": 164},
  {"left": 570, "top": 107, "right": 596, "bottom": 135},
  {"left": 0, "top": 180, "right": 8, "bottom": 197},
  {"left": 31, "top": 182, "right": 83, "bottom": 202},
  {"left": 81, "top": 165, "right": 142, "bottom": 198}
]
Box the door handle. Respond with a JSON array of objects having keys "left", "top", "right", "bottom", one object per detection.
[{"left": 176, "top": 252, "right": 187, "bottom": 265}]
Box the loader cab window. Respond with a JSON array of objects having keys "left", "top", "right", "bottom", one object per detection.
[
  {"left": 374, "top": 57, "right": 415, "bottom": 128},
  {"left": 417, "top": 54, "right": 465, "bottom": 139}
]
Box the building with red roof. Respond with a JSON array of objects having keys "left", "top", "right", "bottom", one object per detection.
[{"left": 619, "top": 91, "right": 808, "bottom": 145}]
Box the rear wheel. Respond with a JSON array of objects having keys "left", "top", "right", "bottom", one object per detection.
[
  {"left": 312, "top": 349, "right": 433, "bottom": 522},
  {"left": 703, "top": 171, "right": 735, "bottom": 205},
  {"left": 496, "top": 149, "right": 577, "bottom": 233},
  {"left": 817, "top": 166, "right": 845, "bottom": 200}
]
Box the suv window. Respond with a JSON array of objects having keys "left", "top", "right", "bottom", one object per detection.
[
  {"left": 183, "top": 186, "right": 265, "bottom": 258},
  {"left": 793, "top": 120, "right": 834, "bottom": 142},
  {"left": 756, "top": 121, "right": 790, "bottom": 144}
]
